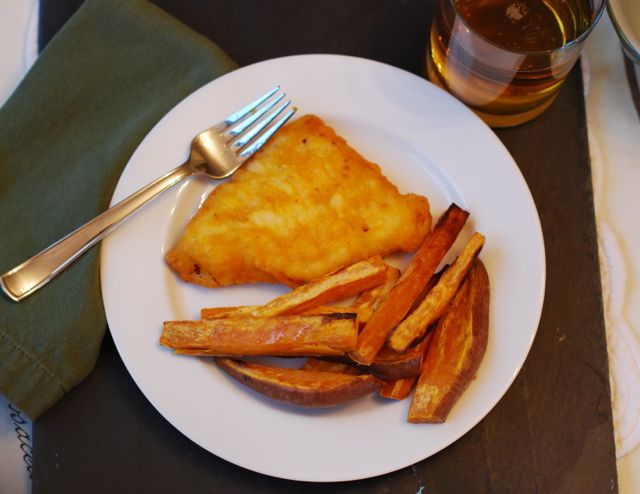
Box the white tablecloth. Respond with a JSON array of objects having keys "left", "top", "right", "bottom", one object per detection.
[
  {"left": 584, "top": 12, "right": 640, "bottom": 494},
  {"left": 1, "top": 2, "right": 638, "bottom": 493}
]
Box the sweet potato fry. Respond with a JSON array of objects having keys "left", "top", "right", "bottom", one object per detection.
[
  {"left": 388, "top": 232, "right": 485, "bottom": 352},
  {"left": 408, "top": 260, "right": 490, "bottom": 423},
  {"left": 349, "top": 204, "right": 469, "bottom": 365},
  {"left": 200, "top": 306, "right": 256, "bottom": 318},
  {"left": 372, "top": 329, "right": 434, "bottom": 380},
  {"left": 160, "top": 312, "right": 357, "bottom": 357},
  {"left": 216, "top": 358, "right": 381, "bottom": 407},
  {"left": 200, "top": 256, "right": 389, "bottom": 319},
  {"left": 370, "top": 266, "right": 443, "bottom": 377},
  {"left": 409, "top": 264, "right": 448, "bottom": 313},
  {"left": 201, "top": 305, "right": 356, "bottom": 319},
  {"left": 352, "top": 265, "right": 400, "bottom": 324},
  {"left": 380, "top": 377, "right": 417, "bottom": 400},
  {"left": 301, "top": 357, "right": 361, "bottom": 374},
  {"left": 300, "top": 306, "right": 359, "bottom": 316}
]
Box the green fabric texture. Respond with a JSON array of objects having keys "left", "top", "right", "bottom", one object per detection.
[{"left": 0, "top": 0, "right": 236, "bottom": 419}]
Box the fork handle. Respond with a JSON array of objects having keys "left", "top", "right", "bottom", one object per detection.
[{"left": 1, "top": 161, "right": 192, "bottom": 302}]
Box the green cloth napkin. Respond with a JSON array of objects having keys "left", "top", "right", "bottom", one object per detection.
[{"left": 0, "top": 0, "right": 236, "bottom": 419}]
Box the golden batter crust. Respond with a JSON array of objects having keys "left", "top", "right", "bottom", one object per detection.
[{"left": 165, "top": 115, "right": 431, "bottom": 287}]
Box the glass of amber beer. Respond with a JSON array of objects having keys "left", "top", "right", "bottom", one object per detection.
[{"left": 427, "top": 0, "right": 605, "bottom": 127}]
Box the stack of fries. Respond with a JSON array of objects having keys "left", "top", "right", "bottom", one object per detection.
[{"left": 161, "top": 203, "right": 490, "bottom": 422}]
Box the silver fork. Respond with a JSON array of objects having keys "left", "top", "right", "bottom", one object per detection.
[{"left": 1, "top": 86, "right": 296, "bottom": 302}]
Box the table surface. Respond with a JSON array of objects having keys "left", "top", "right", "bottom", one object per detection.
[{"left": 24, "top": 0, "right": 618, "bottom": 492}]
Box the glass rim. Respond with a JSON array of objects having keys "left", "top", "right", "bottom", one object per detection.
[
  {"left": 607, "top": 0, "right": 640, "bottom": 64},
  {"left": 443, "top": 0, "right": 607, "bottom": 56}
]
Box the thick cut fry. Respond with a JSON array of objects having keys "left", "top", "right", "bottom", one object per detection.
[
  {"left": 201, "top": 305, "right": 356, "bottom": 319},
  {"left": 217, "top": 358, "right": 381, "bottom": 407},
  {"left": 353, "top": 265, "right": 400, "bottom": 324},
  {"left": 349, "top": 204, "right": 469, "bottom": 365},
  {"left": 409, "top": 264, "right": 448, "bottom": 313},
  {"left": 408, "top": 260, "right": 490, "bottom": 423},
  {"left": 200, "top": 257, "right": 388, "bottom": 319},
  {"left": 370, "top": 266, "right": 443, "bottom": 376},
  {"left": 200, "top": 306, "right": 256, "bottom": 318},
  {"left": 380, "top": 377, "right": 418, "bottom": 400},
  {"left": 160, "top": 313, "right": 357, "bottom": 357},
  {"left": 388, "top": 232, "right": 485, "bottom": 352},
  {"left": 373, "top": 330, "right": 434, "bottom": 380},
  {"left": 300, "top": 306, "right": 359, "bottom": 316},
  {"left": 301, "top": 357, "right": 361, "bottom": 374}
]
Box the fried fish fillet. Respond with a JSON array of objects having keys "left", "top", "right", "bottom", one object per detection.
[{"left": 165, "top": 115, "right": 431, "bottom": 287}]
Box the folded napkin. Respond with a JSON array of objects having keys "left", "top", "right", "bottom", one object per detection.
[{"left": 0, "top": 0, "right": 236, "bottom": 419}]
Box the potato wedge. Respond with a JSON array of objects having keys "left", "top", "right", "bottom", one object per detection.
[
  {"left": 408, "top": 259, "right": 490, "bottom": 423},
  {"left": 349, "top": 204, "right": 469, "bottom": 365},
  {"left": 409, "top": 264, "right": 448, "bottom": 313},
  {"left": 300, "top": 306, "right": 360, "bottom": 316},
  {"left": 200, "top": 306, "right": 256, "bottom": 318},
  {"left": 388, "top": 232, "right": 485, "bottom": 353},
  {"left": 201, "top": 305, "right": 357, "bottom": 319},
  {"left": 301, "top": 357, "right": 361, "bottom": 374},
  {"left": 200, "top": 256, "right": 389, "bottom": 319},
  {"left": 160, "top": 312, "right": 357, "bottom": 357},
  {"left": 370, "top": 266, "right": 443, "bottom": 378},
  {"left": 380, "top": 377, "right": 418, "bottom": 400},
  {"left": 216, "top": 358, "right": 381, "bottom": 407},
  {"left": 372, "top": 329, "right": 434, "bottom": 380},
  {"left": 352, "top": 265, "right": 400, "bottom": 324}
]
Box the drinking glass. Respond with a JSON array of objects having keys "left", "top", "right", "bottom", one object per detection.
[{"left": 427, "top": 0, "right": 605, "bottom": 127}]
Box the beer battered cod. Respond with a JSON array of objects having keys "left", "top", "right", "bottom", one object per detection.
[{"left": 165, "top": 115, "right": 432, "bottom": 288}]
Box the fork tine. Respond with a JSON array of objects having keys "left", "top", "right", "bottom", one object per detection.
[
  {"left": 230, "top": 99, "right": 291, "bottom": 150},
  {"left": 224, "top": 92, "right": 285, "bottom": 138},
  {"left": 220, "top": 86, "right": 280, "bottom": 127},
  {"left": 237, "top": 106, "right": 297, "bottom": 161}
]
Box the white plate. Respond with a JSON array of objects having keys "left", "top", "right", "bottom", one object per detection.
[{"left": 101, "top": 54, "right": 545, "bottom": 482}]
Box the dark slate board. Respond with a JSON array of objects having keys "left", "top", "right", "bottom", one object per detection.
[{"left": 33, "top": 1, "right": 618, "bottom": 492}]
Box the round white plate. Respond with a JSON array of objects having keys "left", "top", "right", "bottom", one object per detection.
[{"left": 101, "top": 54, "right": 545, "bottom": 482}]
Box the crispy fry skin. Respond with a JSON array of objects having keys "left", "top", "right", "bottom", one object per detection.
[
  {"left": 373, "top": 329, "right": 434, "bottom": 380},
  {"left": 216, "top": 358, "right": 381, "bottom": 407},
  {"left": 200, "top": 257, "right": 388, "bottom": 319},
  {"left": 201, "top": 305, "right": 358, "bottom": 319},
  {"left": 165, "top": 115, "right": 431, "bottom": 288},
  {"left": 388, "top": 232, "right": 485, "bottom": 353},
  {"left": 380, "top": 377, "right": 418, "bottom": 400},
  {"left": 408, "top": 260, "right": 490, "bottom": 423},
  {"left": 160, "top": 313, "right": 357, "bottom": 357},
  {"left": 409, "top": 264, "right": 448, "bottom": 313},
  {"left": 200, "top": 306, "right": 259, "bottom": 318},
  {"left": 353, "top": 265, "right": 400, "bottom": 324},
  {"left": 299, "top": 306, "right": 358, "bottom": 316},
  {"left": 349, "top": 204, "right": 469, "bottom": 365},
  {"left": 301, "top": 357, "right": 361, "bottom": 375}
]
